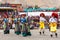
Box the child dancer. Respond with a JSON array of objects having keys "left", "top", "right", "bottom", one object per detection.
[
  {"left": 20, "top": 14, "right": 31, "bottom": 37},
  {"left": 3, "top": 16, "right": 10, "bottom": 34},
  {"left": 49, "top": 12, "right": 58, "bottom": 37},
  {"left": 39, "top": 13, "right": 47, "bottom": 35},
  {"left": 14, "top": 15, "right": 21, "bottom": 35}
]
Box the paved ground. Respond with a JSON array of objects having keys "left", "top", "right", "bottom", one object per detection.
[{"left": 0, "top": 29, "right": 60, "bottom": 40}]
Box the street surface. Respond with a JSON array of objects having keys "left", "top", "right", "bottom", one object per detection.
[{"left": 0, "top": 29, "right": 60, "bottom": 40}]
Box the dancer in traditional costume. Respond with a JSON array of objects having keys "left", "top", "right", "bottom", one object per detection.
[
  {"left": 14, "top": 15, "right": 21, "bottom": 35},
  {"left": 49, "top": 12, "right": 58, "bottom": 37},
  {"left": 20, "top": 14, "right": 31, "bottom": 37},
  {"left": 3, "top": 17, "right": 10, "bottom": 34},
  {"left": 39, "top": 13, "right": 47, "bottom": 35}
]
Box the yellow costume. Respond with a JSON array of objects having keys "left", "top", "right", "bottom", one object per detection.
[
  {"left": 39, "top": 17, "right": 46, "bottom": 29},
  {"left": 39, "top": 21, "right": 45, "bottom": 29},
  {"left": 49, "top": 12, "right": 58, "bottom": 37},
  {"left": 39, "top": 13, "right": 46, "bottom": 35},
  {"left": 49, "top": 22, "right": 57, "bottom": 32}
]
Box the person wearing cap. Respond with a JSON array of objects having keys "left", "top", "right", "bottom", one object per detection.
[
  {"left": 49, "top": 12, "right": 58, "bottom": 37},
  {"left": 20, "top": 14, "right": 31, "bottom": 37},
  {"left": 39, "top": 13, "right": 47, "bottom": 35}
]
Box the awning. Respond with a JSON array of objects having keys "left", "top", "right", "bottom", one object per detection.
[{"left": 0, "top": 7, "right": 16, "bottom": 10}]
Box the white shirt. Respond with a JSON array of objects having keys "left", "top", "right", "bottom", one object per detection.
[
  {"left": 49, "top": 17, "right": 57, "bottom": 22},
  {"left": 40, "top": 17, "right": 46, "bottom": 22}
]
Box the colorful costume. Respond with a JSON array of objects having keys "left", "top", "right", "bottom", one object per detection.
[
  {"left": 3, "top": 18, "right": 10, "bottom": 34},
  {"left": 14, "top": 16, "right": 21, "bottom": 35},
  {"left": 39, "top": 13, "right": 46, "bottom": 35},
  {"left": 49, "top": 12, "right": 58, "bottom": 37},
  {"left": 20, "top": 14, "right": 31, "bottom": 37}
]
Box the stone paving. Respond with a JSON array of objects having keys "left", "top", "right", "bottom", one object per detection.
[{"left": 0, "top": 29, "right": 60, "bottom": 40}]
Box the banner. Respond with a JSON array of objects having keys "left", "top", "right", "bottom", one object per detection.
[
  {"left": 28, "top": 12, "right": 59, "bottom": 16},
  {"left": 19, "top": 12, "right": 60, "bottom": 16}
]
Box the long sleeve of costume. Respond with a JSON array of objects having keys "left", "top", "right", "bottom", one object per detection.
[
  {"left": 15, "top": 23, "right": 17, "bottom": 31},
  {"left": 27, "top": 25, "right": 30, "bottom": 32},
  {"left": 3, "top": 18, "right": 8, "bottom": 30},
  {"left": 20, "top": 18, "right": 27, "bottom": 31},
  {"left": 14, "top": 18, "right": 21, "bottom": 35},
  {"left": 21, "top": 17, "right": 31, "bottom": 36},
  {"left": 3, "top": 22, "right": 6, "bottom": 29},
  {"left": 22, "top": 24, "right": 24, "bottom": 31}
]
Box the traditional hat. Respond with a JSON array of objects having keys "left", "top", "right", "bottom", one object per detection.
[
  {"left": 40, "top": 13, "right": 45, "bottom": 17},
  {"left": 21, "top": 14, "right": 26, "bottom": 16},
  {"left": 52, "top": 12, "right": 58, "bottom": 18}
]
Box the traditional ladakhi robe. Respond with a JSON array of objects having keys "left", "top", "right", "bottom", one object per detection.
[{"left": 20, "top": 16, "right": 31, "bottom": 37}]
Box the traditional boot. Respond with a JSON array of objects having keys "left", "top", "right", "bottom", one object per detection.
[
  {"left": 50, "top": 34, "right": 53, "bottom": 37},
  {"left": 15, "top": 31, "right": 19, "bottom": 35},
  {"left": 27, "top": 32, "right": 31, "bottom": 36},
  {"left": 43, "top": 31, "right": 44, "bottom": 34},
  {"left": 19, "top": 31, "right": 21, "bottom": 34},
  {"left": 4, "top": 30, "right": 7, "bottom": 34},
  {"left": 39, "top": 32, "right": 41, "bottom": 35},
  {"left": 7, "top": 30, "right": 10, "bottom": 34},
  {"left": 22, "top": 32, "right": 27, "bottom": 37}
]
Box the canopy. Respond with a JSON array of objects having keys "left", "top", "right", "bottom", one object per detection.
[
  {"left": 24, "top": 7, "right": 57, "bottom": 12},
  {"left": 0, "top": 7, "right": 16, "bottom": 10}
]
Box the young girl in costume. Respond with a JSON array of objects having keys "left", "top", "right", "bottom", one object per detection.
[
  {"left": 39, "top": 13, "right": 47, "bottom": 35},
  {"left": 49, "top": 12, "right": 58, "bottom": 37},
  {"left": 20, "top": 14, "right": 31, "bottom": 37}
]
